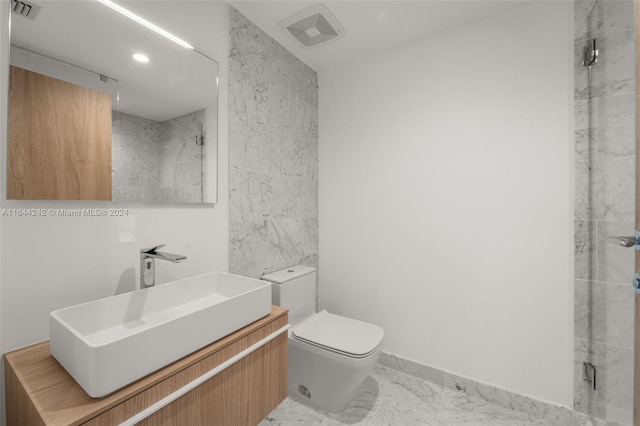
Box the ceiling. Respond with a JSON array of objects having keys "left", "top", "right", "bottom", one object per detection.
[
  {"left": 230, "top": 1, "right": 527, "bottom": 72},
  {"left": 9, "top": 0, "right": 527, "bottom": 117},
  {"left": 9, "top": 1, "right": 219, "bottom": 122}
]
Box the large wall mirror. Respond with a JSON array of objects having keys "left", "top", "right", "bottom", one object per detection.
[{"left": 7, "top": 0, "right": 219, "bottom": 203}]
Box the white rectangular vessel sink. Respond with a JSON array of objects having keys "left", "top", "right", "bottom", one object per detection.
[{"left": 50, "top": 272, "right": 271, "bottom": 398}]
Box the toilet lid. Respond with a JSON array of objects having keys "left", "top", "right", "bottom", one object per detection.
[{"left": 292, "top": 310, "right": 384, "bottom": 357}]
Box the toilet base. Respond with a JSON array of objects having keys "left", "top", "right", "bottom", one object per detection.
[{"left": 287, "top": 335, "right": 381, "bottom": 414}]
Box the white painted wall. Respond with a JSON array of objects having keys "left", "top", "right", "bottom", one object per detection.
[
  {"left": 0, "top": 3, "right": 229, "bottom": 354},
  {"left": 319, "top": 2, "right": 573, "bottom": 406}
]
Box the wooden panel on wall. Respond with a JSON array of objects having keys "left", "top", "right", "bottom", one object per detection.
[{"left": 8, "top": 65, "right": 112, "bottom": 200}]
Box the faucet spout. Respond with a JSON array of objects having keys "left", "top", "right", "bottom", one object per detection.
[
  {"left": 145, "top": 251, "right": 187, "bottom": 263},
  {"left": 140, "top": 244, "right": 187, "bottom": 288}
]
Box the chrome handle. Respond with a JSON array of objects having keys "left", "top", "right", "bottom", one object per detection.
[
  {"left": 609, "top": 236, "right": 637, "bottom": 247},
  {"left": 140, "top": 244, "right": 166, "bottom": 254},
  {"left": 608, "top": 231, "right": 640, "bottom": 248}
]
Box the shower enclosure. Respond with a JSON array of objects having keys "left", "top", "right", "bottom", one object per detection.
[{"left": 573, "top": 0, "right": 637, "bottom": 424}]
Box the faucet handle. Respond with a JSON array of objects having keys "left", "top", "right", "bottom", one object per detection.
[{"left": 141, "top": 244, "right": 166, "bottom": 254}]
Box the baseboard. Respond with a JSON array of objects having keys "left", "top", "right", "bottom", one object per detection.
[{"left": 377, "top": 352, "right": 613, "bottom": 426}]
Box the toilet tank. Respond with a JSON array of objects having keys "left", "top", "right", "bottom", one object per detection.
[{"left": 261, "top": 266, "right": 317, "bottom": 325}]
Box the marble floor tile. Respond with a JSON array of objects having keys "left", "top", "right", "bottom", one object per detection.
[
  {"left": 574, "top": 411, "right": 628, "bottom": 426},
  {"left": 440, "top": 388, "right": 551, "bottom": 426},
  {"left": 259, "top": 397, "right": 314, "bottom": 426},
  {"left": 261, "top": 365, "right": 555, "bottom": 426}
]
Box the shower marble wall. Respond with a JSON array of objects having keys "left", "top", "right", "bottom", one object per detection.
[
  {"left": 112, "top": 111, "right": 162, "bottom": 203},
  {"left": 228, "top": 8, "right": 319, "bottom": 278},
  {"left": 573, "top": 0, "right": 635, "bottom": 424},
  {"left": 112, "top": 110, "right": 206, "bottom": 203},
  {"left": 158, "top": 109, "right": 206, "bottom": 203}
]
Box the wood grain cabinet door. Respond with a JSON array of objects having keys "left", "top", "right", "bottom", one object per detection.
[
  {"left": 8, "top": 65, "right": 112, "bottom": 200},
  {"left": 83, "top": 319, "right": 288, "bottom": 426},
  {"left": 4, "top": 308, "right": 288, "bottom": 426}
]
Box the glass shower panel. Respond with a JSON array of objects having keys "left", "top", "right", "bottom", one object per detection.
[{"left": 573, "top": 0, "right": 636, "bottom": 424}]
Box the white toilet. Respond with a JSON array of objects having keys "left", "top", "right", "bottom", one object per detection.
[{"left": 261, "top": 265, "right": 384, "bottom": 414}]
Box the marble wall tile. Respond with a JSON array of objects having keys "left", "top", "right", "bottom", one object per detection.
[
  {"left": 378, "top": 352, "right": 445, "bottom": 386},
  {"left": 230, "top": 171, "right": 271, "bottom": 224},
  {"left": 574, "top": 158, "right": 635, "bottom": 222},
  {"left": 596, "top": 343, "right": 633, "bottom": 412},
  {"left": 112, "top": 109, "right": 205, "bottom": 203},
  {"left": 445, "top": 371, "right": 575, "bottom": 426},
  {"left": 574, "top": 284, "right": 592, "bottom": 343},
  {"left": 229, "top": 128, "right": 270, "bottom": 175},
  {"left": 596, "top": 221, "right": 635, "bottom": 284},
  {"left": 597, "top": 94, "right": 635, "bottom": 159},
  {"left": 158, "top": 109, "right": 206, "bottom": 203},
  {"left": 575, "top": 221, "right": 596, "bottom": 280},
  {"left": 590, "top": 31, "right": 635, "bottom": 99},
  {"left": 267, "top": 218, "right": 318, "bottom": 265},
  {"left": 229, "top": 220, "right": 270, "bottom": 278},
  {"left": 575, "top": 31, "right": 634, "bottom": 101},
  {"left": 574, "top": 338, "right": 597, "bottom": 411},
  {"left": 574, "top": 161, "right": 591, "bottom": 221},
  {"left": 112, "top": 112, "right": 162, "bottom": 202},
  {"left": 575, "top": 0, "right": 598, "bottom": 41},
  {"left": 575, "top": 100, "right": 596, "bottom": 161},
  {"left": 229, "top": 8, "right": 318, "bottom": 278},
  {"left": 574, "top": 281, "right": 634, "bottom": 347},
  {"left": 597, "top": 0, "right": 634, "bottom": 36},
  {"left": 574, "top": 39, "right": 594, "bottom": 101},
  {"left": 590, "top": 158, "right": 635, "bottom": 221},
  {"left": 575, "top": 339, "right": 634, "bottom": 424},
  {"left": 378, "top": 351, "right": 574, "bottom": 425}
]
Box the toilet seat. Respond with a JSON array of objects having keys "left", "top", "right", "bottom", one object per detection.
[{"left": 292, "top": 310, "right": 384, "bottom": 358}]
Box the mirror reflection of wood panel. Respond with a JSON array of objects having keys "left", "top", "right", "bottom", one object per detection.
[{"left": 8, "top": 65, "right": 112, "bottom": 200}]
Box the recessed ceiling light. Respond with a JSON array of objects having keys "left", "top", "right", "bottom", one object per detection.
[{"left": 132, "top": 53, "right": 150, "bottom": 63}]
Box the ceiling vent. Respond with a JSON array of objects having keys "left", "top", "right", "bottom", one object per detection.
[
  {"left": 11, "top": 0, "right": 41, "bottom": 20},
  {"left": 279, "top": 4, "right": 344, "bottom": 49}
]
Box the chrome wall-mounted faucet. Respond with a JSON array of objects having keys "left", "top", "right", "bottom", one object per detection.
[{"left": 140, "top": 244, "right": 187, "bottom": 288}]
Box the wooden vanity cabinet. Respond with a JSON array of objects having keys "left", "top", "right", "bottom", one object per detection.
[{"left": 5, "top": 306, "right": 288, "bottom": 426}]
